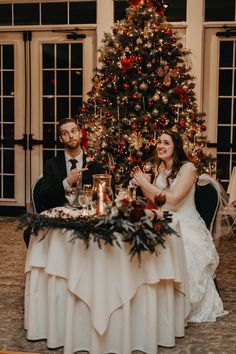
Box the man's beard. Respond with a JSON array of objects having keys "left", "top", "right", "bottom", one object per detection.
[{"left": 64, "top": 139, "right": 81, "bottom": 151}]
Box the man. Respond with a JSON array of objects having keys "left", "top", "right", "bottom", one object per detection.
[{"left": 39, "top": 117, "right": 104, "bottom": 210}]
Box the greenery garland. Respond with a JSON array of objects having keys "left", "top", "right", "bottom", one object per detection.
[{"left": 18, "top": 198, "right": 177, "bottom": 263}]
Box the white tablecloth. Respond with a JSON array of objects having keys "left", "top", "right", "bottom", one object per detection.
[{"left": 24, "top": 218, "right": 190, "bottom": 354}]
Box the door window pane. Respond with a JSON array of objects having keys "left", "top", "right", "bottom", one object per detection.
[
  {"left": 57, "top": 45, "right": 69, "bottom": 69},
  {"left": 57, "top": 71, "right": 69, "bottom": 95},
  {"left": 217, "top": 154, "right": 230, "bottom": 180},
  {"left": 70, "top": 1, "right": 96, "bottom": 24},
  {"left": 71, "top": 97, "right": 82, "bottom": 117},
  {"left": 233, "top": 127, "right": 236, "bottom": 152},
  {"left": 218, "top": 98, "right": 231, "bottom": 124},
  {"left": 217, "top": 126, "right": 231, "bottom": 152},
  {"left": 43, "top": 98, "right": 55, "bottom": 122},
  {"left": 14, "top": 3, "right": 39, "bottom": 26},
  {"left": 3, "top": 98, "right": 14, "bottom": 122},
  {"left": 43, "top": 44, "right": 55, "bottom": 69},
  {"left": 3, "top": 124, "right": 14, "bottom": 147},
  {"left": 3, "top": 176, "right": 14, "bottom": 198},
  {"left": 3, "top": 150, "right": 14, "bottom": 173},
  {"left": 219, "top": 42, "right": 233, "bottom": 68},
  {"left": 57, "top": 98, "right": 69, "bottom": 120},
  {"left": 3, "top": 72, "right": 14, "bottom": 96},
  {"left": 71, "top": 70, "right": 82, "bottom": 95},
  {"left": 234, "top": 99, "right": 236, "bottom": 124},
  {"left": 71, "top": 44, "right": 83, "bottom": 68},
  {"left": 41, "top": 3, "right": 68, "bottom": 25},
  {"left": 43, "top": 71, "right": 55, "bottom": 96},
  {"left": 3, "top": 45, "right": 14, "bottom": 69},
  {"left": 43, "top": 123, "right": 56, "bottom": 147},
  {"left": 0, "top": 4, "right": 12, "bottom": 26},
  {"left": 218, "top": 70, "right": 232, "bottom": 96},
  {"left": 205, "top": 0, "right": 235, "bottom": 21}
]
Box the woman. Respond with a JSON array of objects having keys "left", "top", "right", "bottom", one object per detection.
[{"left": 132, "top": 129, "right": 228, "bottom": 322}]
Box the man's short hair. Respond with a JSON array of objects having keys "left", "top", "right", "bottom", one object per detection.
[{"left": 57, "top": 117, "right": 80, "bottom": 136}]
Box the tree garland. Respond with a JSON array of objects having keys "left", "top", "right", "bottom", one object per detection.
[{"left": 18, "top": 198, "right": 177, "bottom": 263}]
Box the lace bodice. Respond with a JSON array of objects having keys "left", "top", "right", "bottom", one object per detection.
[{"left": 155, "top": 163, "right": 197, "bottom": 217}]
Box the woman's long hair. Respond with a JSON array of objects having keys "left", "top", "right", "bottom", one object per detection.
[{"left": 156, "top": 129, "right": 189, "bottom": 187}]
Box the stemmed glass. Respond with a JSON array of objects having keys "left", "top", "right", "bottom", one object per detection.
[
  {"left": 65, "top": 187, "right": 78, "bottom": 207},
  {"left": 78, "top": 185, "right": 93, "bottom": 216}
]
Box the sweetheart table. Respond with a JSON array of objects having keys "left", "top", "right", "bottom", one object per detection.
[{"left": 24, "top": 208, "right": 190, "bottom": 354}]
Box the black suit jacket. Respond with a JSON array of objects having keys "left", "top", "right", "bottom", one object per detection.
[{"left": 39, "top": 152, "right": 104, "bottom": 210}]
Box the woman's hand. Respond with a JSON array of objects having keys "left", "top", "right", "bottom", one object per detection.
[{"left": 132, "top": 166, "right": 150, "bottom": 187}]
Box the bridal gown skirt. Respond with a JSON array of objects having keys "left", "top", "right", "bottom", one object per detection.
[
  {"left": 24, "top": 218, "right": 190, "bottom": 354},
  {"left": 176, "top": 212, "right": 228, "bottom": 323}
]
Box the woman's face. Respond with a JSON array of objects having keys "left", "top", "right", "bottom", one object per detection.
[{"left": 156, "top": 133, "right": 174, "bottom": 161}]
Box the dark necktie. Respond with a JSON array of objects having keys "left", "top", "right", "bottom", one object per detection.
[{"left": 69, "top": 158, "right": 77, "bottom": 171}]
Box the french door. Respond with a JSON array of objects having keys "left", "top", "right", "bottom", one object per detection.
[
  {"left": 204, "top": 27, "right": 236, "bottom": 188},
  {"left": 0, "top": 29, "right": 96, "bottom": 212}
]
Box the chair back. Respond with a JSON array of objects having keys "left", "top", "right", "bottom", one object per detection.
[
  {"left": 195, "top": 182, "right": 219, "bottom": 231},
  {"left": 31, "top": 175, "right": 44, "bottom": 213}
]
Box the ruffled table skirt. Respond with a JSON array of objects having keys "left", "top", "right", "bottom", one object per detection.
[{"left": 24, "top": 219, "right": 190, "bottom": 354}]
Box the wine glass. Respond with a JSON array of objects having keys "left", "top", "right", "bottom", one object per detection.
[
  {"left": 78, "top": 188, "right": 92, "bottom": 216},
  {"left": 65, "top": 187, "right": 78, "bottom": 207}
]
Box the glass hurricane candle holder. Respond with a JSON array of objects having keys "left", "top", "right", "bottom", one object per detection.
[{"left": 92, "top": 174, "right": 113, "bottom": 215}]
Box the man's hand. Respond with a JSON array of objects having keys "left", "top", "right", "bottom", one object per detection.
[{"left": 67, "top": 167, "right": 88, "bottom": 187}]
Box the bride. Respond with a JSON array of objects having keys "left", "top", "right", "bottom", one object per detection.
[{"left": 132, "top": 129, "right": 228, "bottom": 322}]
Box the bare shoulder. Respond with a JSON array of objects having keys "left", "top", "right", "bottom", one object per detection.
[{"left": 180, "top": 161, "right": 197, "bottom": 173}]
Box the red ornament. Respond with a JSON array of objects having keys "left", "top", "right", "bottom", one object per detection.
[
  {"left": 175, "top": 87, "right": 184, "bottom": 95},
  {"left": 200, "top": 124, "right": 207, "bottom": 131},
  {"left": 142, "top": 115, "right": 150, "bottom": 123},
  {"left": 80, "top": 107, "right": 86, "bottom": 113},
  {"left": 179, "top": 119, "right": 186, "bottom": 126},
  {"left": 123, "top": 29, "right": 129, "bottom": 36},
  {"left": 105, "top": 113, "right": 112, "bottom": 120},
  {"left": 121, "top": 57, "right": 132, "bottom": 73},
  {"left": 97, "top": 96, "right": 103, "bottom": 104},
  {"left": 123, "top": 83, "right": 130, "bottom": 90},
  {"left": 119, "top": 140, "right": 126, "bottom": 147}
]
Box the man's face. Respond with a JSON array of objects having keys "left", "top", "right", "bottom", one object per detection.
[{"left": 59, "top": 122, "right": 81, "bottom": 151}]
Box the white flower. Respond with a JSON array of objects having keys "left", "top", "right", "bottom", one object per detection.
[
  {"left": 111, "top": 206, "right": 119, "bottom": 217},
  {"left": 86, "top": 156, "right": 94, "bottom": 164}
]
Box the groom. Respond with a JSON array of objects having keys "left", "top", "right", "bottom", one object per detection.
[{"left": 39, "top": 117, "right": 104, "bottom": 211}]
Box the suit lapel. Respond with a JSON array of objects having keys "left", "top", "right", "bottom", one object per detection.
[{"left": 56, "top": 153, "right": 67, "bottom": 179}]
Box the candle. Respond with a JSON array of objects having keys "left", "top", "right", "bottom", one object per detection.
[{"left": 97, "top": 182, "right": 105, "bottom": 215}]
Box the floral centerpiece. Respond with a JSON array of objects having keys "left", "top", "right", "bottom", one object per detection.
[{"left": 18, "top": 196, "right": 177, "bottom": 263}]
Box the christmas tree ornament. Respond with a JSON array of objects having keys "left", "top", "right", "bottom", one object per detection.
[{"left": 139, "top": 82, "right": 148, "bottom": 91}]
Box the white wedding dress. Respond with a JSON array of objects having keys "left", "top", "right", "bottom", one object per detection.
[{"left": 156, "top": 163, "right": 228, "bottom": 322}]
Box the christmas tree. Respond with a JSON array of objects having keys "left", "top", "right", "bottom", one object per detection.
[{"left": 78, "top": 0, "right": 215, "bottom": 184}]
